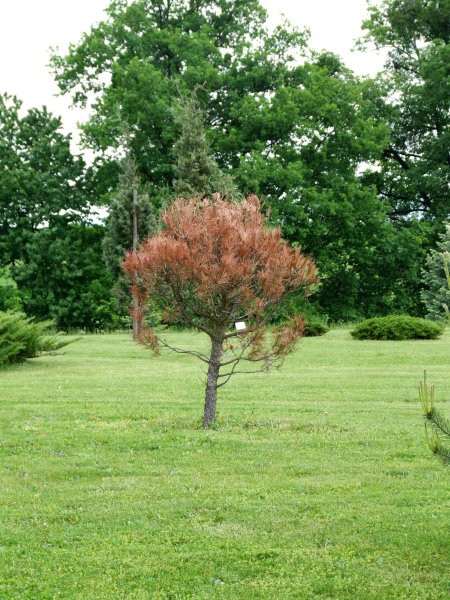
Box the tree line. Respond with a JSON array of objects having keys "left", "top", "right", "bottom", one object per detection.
[{"left": 0, "top": 0, "right": 448, "bottom": 330}]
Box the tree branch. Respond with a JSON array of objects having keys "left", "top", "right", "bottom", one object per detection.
[
  {"left": 216, "top": 362, "right": 275, "bottom": 388},
  {"left": 158, "top": 338, "right": 210, "bottom": 364}
]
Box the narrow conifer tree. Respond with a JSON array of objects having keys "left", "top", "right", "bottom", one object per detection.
[
  {"left": 419, "top": 371, "right": 450, "bottom": 464},
  {"left": 172, "top": 93, "right": 240, "bottom": 201},
  {"left": 421, "top": 224, "right": 450, "bottom": 322},
  {"left": 103, "top": 150, "right": 157, "bottom": 336}
]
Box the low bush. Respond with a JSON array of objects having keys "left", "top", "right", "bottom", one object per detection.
[
  {"left": 264, "top": 293, "right": 329, "bottom": 337},
  {"left": 351, "top": 315, "right": 444, "bottom": 340},
  {"left": 0, "top": 312, "right": 72, "bottom": 366},
  {"left": 304, "top": 318, "right": 329, "bottom": 337}
]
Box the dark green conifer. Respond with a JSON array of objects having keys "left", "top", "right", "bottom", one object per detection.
[
  {"left": 102, "top": 150, "right": 157, "bottom": 316},
  {"left": 421, "top": 224, "right": 450, "bottom": 321},
  {"left": 419, "top": 372, "right": 450, "bottom": 464},
  {"left": 172, "top": 93, "right": 240, "bottom": 201}
]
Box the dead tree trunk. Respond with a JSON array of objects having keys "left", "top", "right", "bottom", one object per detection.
[
  {"left": 132, "top": 185, "right": 139, "bottom": 341},
  {"left": 203, "top": 336, "right": 223, "bottom": 428}
]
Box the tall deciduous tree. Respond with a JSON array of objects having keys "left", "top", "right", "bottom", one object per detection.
[
  {"left": 50, "top": 0, "right": 308, "bottom": 210},
  {"left": 124, "top": 195, "right": 318, "bottom": 427},
  {"left": 0, "top": 94, "right": 87, "bottom": 265},
  {"left": 0, "top": 94, "right": 118, "bottom": 330},
  {"left": 49, "top": 2, "right": 402, "bottom": 320},
  {"left": 360, "top": 0, "right": 450, "bottom": 225},
  {"left": 234, "top": 54, "right": 404, "bottom": 319},
  {"left": 52, "top": 0, "right": 442, "bottom": 320}
]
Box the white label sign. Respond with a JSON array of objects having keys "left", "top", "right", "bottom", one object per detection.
[{"left": 235, "top": 321, "right": 246, "bottom": 331}]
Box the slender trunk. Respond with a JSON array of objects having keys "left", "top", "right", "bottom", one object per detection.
[
  {"left": 132, "top": 295, "right": 140, "bottom": 341},
  {"left": 203, "top": 337, "right": 223, "bottom": 428},
  {"left": 132, "top": 185, "right": 139, "bottom": 341}
]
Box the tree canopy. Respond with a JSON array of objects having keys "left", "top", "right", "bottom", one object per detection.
[
  {"left": 360, "top": 0, "right": 449, "bottom": 225},
  {"left": 51, "top": 0, "right": 415, "bottom": 320},
  {"left": 0, "top": 0, "right": 447, "bottom": 328},
  {"left": 0, "top": 94, "right": 87, "bottom": 265},
  {"left": 0, "top": 96, "right": 118, "bottom": 330},
  {"left": 51, "top": 0, "right": 308, "bottom": 203}
]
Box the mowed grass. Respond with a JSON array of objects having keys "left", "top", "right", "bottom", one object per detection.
[{"left": 0, "top": 329, "right": 449, "bottom": 599}]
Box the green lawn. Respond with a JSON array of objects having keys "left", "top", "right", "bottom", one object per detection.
[{"left": 1, "top": 329, "right": 449, "bottom": 599}]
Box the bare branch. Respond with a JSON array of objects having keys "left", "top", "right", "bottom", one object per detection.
[
  {"left": 216, "top": 362, "right": 277, "bottom": 388},
  {"left": 158, "top": 338, "right": 210, "bottom": 364}
]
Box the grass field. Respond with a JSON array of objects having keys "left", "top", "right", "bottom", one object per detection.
[{"left": 1, "top": 329, "right": 449, "bottom": 599}]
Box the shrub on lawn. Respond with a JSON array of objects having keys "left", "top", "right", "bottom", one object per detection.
[
  {"left": 264, "top": 292, "right": 329, "bottom": 337},
  {"left": 304, "top": 318, "right": 329, "bottom": 337},
  {"left": 351, "top": 315, "right": 444, "bottom": 340},
  {"left": 0, "top": 312, "right": 72, "bottom": 366}
]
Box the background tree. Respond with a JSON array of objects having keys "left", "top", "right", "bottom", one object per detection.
[
  {"left": 51, "top": 2, "right": 421, "bottom": 321},
  {"left": 43, "top": 0, "right": 449, "bottom": 322},
  {"left": 102, "top": 149, "right": 157, "bottom": 330},
  {"left": 124, "top": 195, "right": 318, "bottom": 427},
  {"left": 14, "top": 224, "right": 118, "bottom": 331},
  {"left": 0, "top": 266, "right": 22, "bottom": 312},
  {"left": 0, "top": 94, "right": 121, "bottom": 330},
  {"left": 360, "top": 0, "right": 449, "bottom": 226},
  {"left": 51, "top": 0, "right": 308, "bottom": 206},
  {"left": 355, "top": 0, "right": 450, "bottom": 317},
  {"left": 234, "top": 54, "right": 410, "bottom": 320},
  {"left": 421, "top": 223, "right": 450, "bottom": 321},
  {"left": 0, "top": 94, "right": 87, "bottom": 266},
  {"left": 172, "top": 93, "right": 240, "bottom": 200}
]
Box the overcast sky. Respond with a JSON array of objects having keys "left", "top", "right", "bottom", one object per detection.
[{"left": 0, "top": 0, "right": 385, "bottom": 150}]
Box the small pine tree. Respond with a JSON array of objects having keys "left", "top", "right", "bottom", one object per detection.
[
  {"left": 103, "top": 151, "right": 157, "bottom": 316},
  {"left": 172, "top": 93, "right": 240, "bottom": 201},
  {"left": 421, "top": 224, "right": 450, "bottom": 321},
  {"left": 419, "top": 371, "right": 450, "bottom": 464},
  {"left": 124, "top": 195, "right": 318, "bottom": 427}
]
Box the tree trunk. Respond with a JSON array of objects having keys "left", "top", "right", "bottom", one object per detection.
[
  {"left": 203, "top": 337, "right": 223, "bottom": 428},
  {"left": 132, "top": 185, "right": 139, "bottom": 341},
  {"left": 132, "top": 295, "right": 140, "bottom": 341}
]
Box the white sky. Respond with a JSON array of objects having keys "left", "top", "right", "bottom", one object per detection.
[{"left": 0, "top": 0, "right": 385, "bottom": 151}]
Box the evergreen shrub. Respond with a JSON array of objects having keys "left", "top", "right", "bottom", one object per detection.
[
  {"left": 0, "top": 312, "right": 72, "bottom": 366},
  {"left": 304, "top": 318, "right": 329, "bottom": 337},
  {"left": 351, "top": 315, "right": 444, "bottom": 340}
]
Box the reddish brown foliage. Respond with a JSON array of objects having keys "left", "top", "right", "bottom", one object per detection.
[
  {"left": 124, "top": 195, "right": 319, "bottom": 426},
  {"left": 124, "top": 195, "right": 317, "bottom": 326}
]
